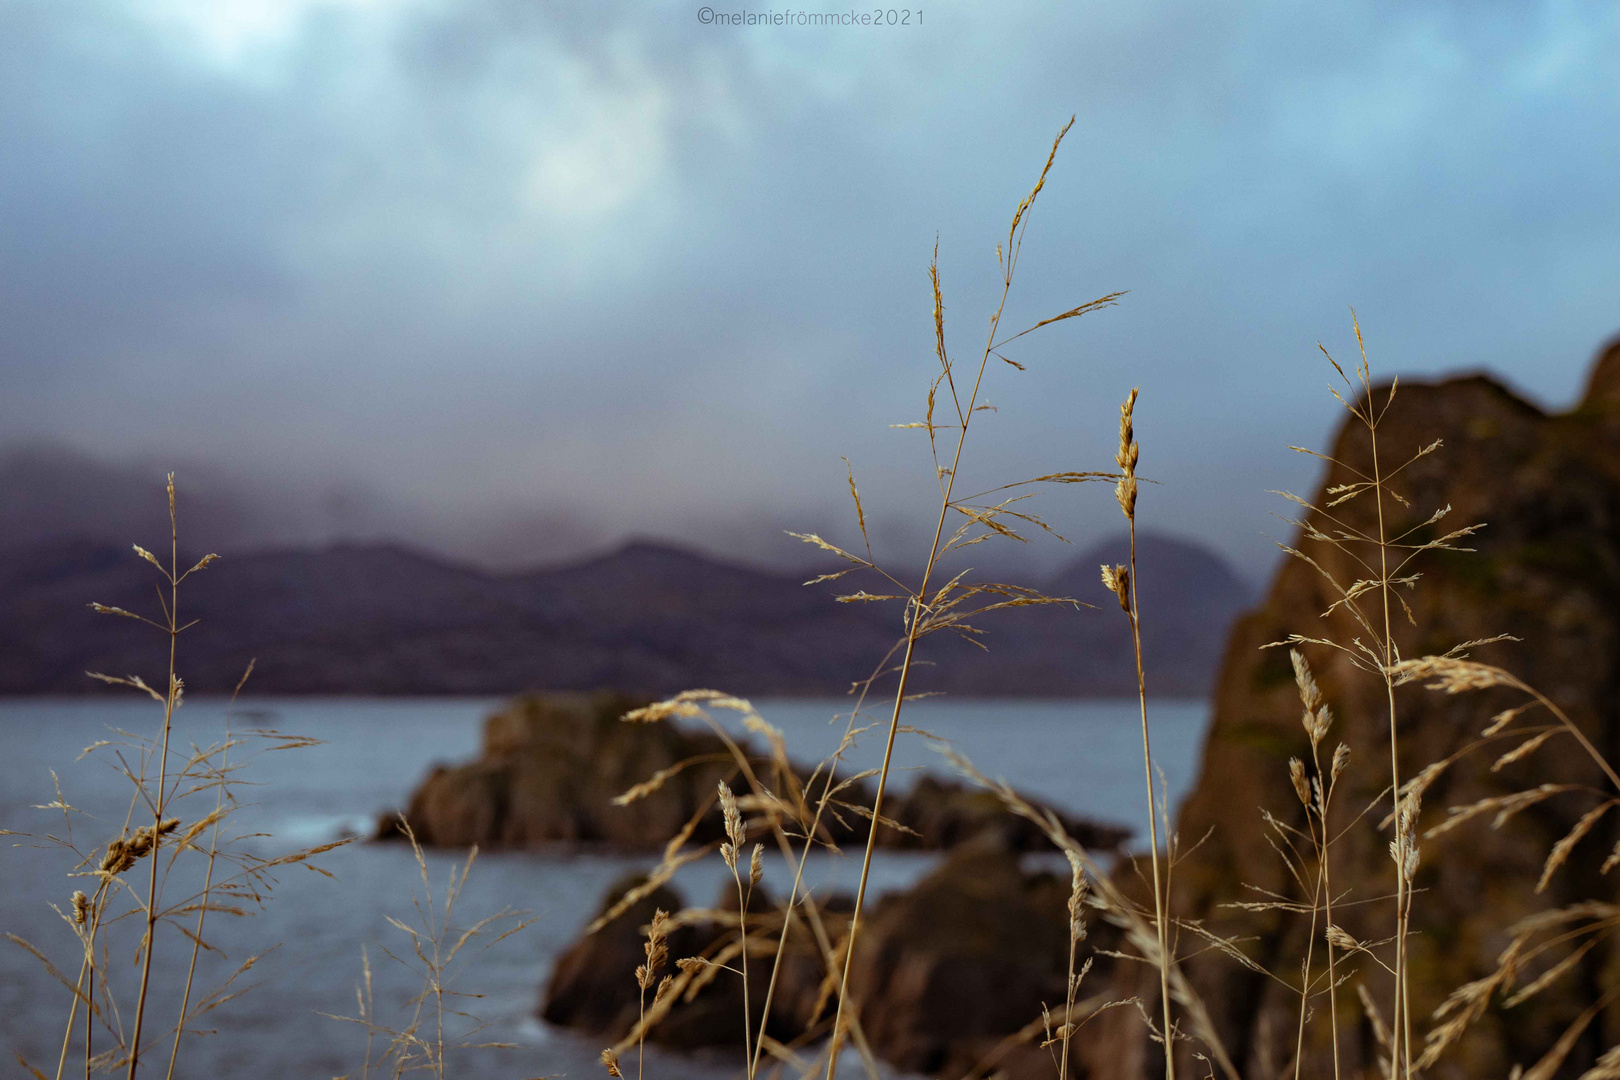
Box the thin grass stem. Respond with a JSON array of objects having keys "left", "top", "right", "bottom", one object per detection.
[
  {"left": 1126, "top": 517, "right": 1175, "bottom": 1080},
  {"left": 823, "top": 122, "right": 1072, "bottom": 1080},
  {"left": 125, "top": 478, "right": 181, "bottom": 1080}
]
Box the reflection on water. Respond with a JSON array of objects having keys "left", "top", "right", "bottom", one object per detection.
[{"left": 0, "top": 696, "right": 1206, "bottom": 1079}]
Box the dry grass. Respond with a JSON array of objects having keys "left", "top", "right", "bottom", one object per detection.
[
  {"left": 4, "top": 476, "right": 350, "bottom": 1079},
  {"left": 1265, "top": 324, "right": 1480, "bottom": 1080},
  {"left": 323, "top": 825, "right": 535, "bottom": 1079},
  {"left": 1104, "top": 385, "right": 1177, "bottom": 1080},
  {"left": 10, "top": 130, "right": 1620, "bottom": 1080},
  {"left": 3, "top": 478, "right": 534, "bottom": 1080},
  {"left": 790, "top": 114, "right": 1125, "bottom": 1080},
  {"left": 597, "top": 120, "right": 1221, "bottom": 1080},
  {"left": 590, "top": 139, "right": 1620, "bottom": 1080}
]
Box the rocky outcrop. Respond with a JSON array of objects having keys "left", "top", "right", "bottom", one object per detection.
[
  {"left": 540, "top": 874, "right": 839, "bottom": 1051},
  {"left": 540, "top": 874, "right": 693, "bottom": 1037},
  {"left": 882, "top": 774, "right": 1130, "bottom": 854},
  {"left": 541, "top": 845, "right": 1120, "bottom": 1080},
  {"left": 846, "top": 844, "right": 1116, "bottom": 1080},
  {"left": 1090, "top": 338, "right": 1620, "bottom": 1079},
  {"left": 377, "top": 691, "right": 1130, "bottom": 854},
  {"left": 377, "top": 691, "right": 736, "bottom": 848}
]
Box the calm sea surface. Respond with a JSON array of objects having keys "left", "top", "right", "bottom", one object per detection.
[{"left": 0, "top": 696, "right": 1209, "bottom": 1080}]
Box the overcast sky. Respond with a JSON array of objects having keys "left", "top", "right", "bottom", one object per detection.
[{"left": 3, "top": 0, "right": 1617, "bottom": 578}]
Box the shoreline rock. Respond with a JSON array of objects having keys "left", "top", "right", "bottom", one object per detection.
[
  {"left": 540, "top": 873, "right": 841, "bottom": 1051},
  {"left": 540, "top": 843, "right": 1122, "bottom": 1080},
  {"left": 1088, "top": 339, "right": 1620, "bottom": 1080},
  {"left": 375, "top": 690, "right": 1130, "bottom": 855}
]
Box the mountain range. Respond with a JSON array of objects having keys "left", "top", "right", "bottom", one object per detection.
[{"left": 0, "top": 530, "right": 1250, "bottom": 697}]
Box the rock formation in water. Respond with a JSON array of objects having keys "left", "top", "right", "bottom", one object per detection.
[
  {"left": 541, "top": 873, "right": 839, "bottom": 1051},
  {"left": 540, "top": 844, "right": 1119, "bottom": 1080},
  {"left": 842, "top": 843, "right": 1117, "bottom": 1080},
  {"left": 378, "top": 690, "right": 1131, "bottom": 854},
  {"left": 1081, "top": 338, "right": 1620, "bottom": 1080}
]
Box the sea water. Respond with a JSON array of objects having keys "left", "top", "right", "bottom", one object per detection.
[{"left": 0, "top": 696, "right": 1208, "bottom": 1080}]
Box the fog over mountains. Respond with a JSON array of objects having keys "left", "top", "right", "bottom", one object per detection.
[
  {"left": 0, "top": 442, "right": 1110, "bottom": 576},
  {"left": 1, "top": 533, "right": 1250, "bottom": 698},
  {"left": 0, "top": 444, "right": 618, "bottom": 570},
  {"left": 1, "top": 447, "right": 1253, "bottom": 697}
]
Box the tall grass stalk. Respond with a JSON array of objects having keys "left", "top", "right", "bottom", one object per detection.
[
  {"left": 1279, "top": 649, "right": 1347, "bottom": 1080},
  {"left": 122, "top": 476, "right": 185, "bottom": 1080},
  {"left": 1056, "top": 850, "right": 1090, "bottom": 1080},
  {"left": 1360, "top": 333, "right": 1416, "bottom": 1080},
  {"left": 1389, "top": 653, "right": 1620, "bottom": 1073},
  {"left": 326, "top": 825, "right": 532, "bottom": 1079},
  {"left": 613, "top": 682, "right": 901, "bottom": 1077},
  {"left": 716, "top": 781, "right": 761, "bottom": 1072},
  {"left": 633, "top": 907, "right": 670, "bottom": 1080},
  {"left": 1272, "top": 323, "right": 1486, "bottom": 1078},
  {"left": 817, "top": 114, "right": 1123, "bottom": 1080},
  {"left": 1102, "top": 387, "right": 1175, "bottom": 1079},
  {"left": 746, "top": 669, "right": 893, "bottom": 1080},
  {"left": 163, "top": 660, "right": 251, "bottom": 1080},
  {"left": 5, "top": 474, "right": 346, "bottom": 1080},
  {"left": 1300, "top": 654, "right": 1345, "bottom": 1080}
]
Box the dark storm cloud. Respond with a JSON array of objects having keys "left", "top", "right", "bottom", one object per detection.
[{"left": 1, "top": 0, "right": 1616, "bottom": 574}]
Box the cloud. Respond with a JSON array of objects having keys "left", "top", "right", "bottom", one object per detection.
[{"left": 1, "top": 0, "right": 1616, "bottom": 575}]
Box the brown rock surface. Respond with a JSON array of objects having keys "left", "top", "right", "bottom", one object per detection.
[
  {"left": 885, "top": 774, "right": 1131, "bottom": 854},
  {"left": 846, "top": 844, "right": 1116, "bottom": 1080},
  {"left": 1091, "top": 347, "right": 1620, "bottom": 1079},
  {"left": 380, "top": 691, "right": 742, "bottom": 847},
  {"left": 378, "top": 691, "right": 1130, "bottom": 854},
  {"left": 540, "top": 874, "right": 694, "bottom": 1037},
  {"left": 541, "top": 845, "right": 1121, "bottom": 1080},
  {"left": 539, "top": 874, "right": 836, "bottom": 1051}
]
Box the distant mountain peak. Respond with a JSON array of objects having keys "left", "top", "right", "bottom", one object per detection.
[{"left": 1049, "top": 529, "right": 1253, "bottom": 607}]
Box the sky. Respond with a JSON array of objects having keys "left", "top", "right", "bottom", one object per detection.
[{"left": 3, "top": 0, "right": 1618, "bottom": 579}]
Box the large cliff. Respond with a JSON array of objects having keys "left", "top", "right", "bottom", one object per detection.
[{"left": 1088, "top": 338, "right": 1620, "bottom": 1080}]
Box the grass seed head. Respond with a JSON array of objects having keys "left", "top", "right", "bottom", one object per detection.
[
  {"left": 1065, "top": 850, "right": 1089, "bottom": 937},
  {"left": 1326, "top": 924, "right": 1360, "bottom": 953},
  {"left": 1390, "top": 656, "right": 1512, "bottom": 693},
  {"left": 1115, "top": 477, "right": 1138, "bottom": 520},
  {"left": 1115, "top": 389, "right": 1140, "bottom": 518},
  {"left": 1394, "top": 790, "right": 1424, "bottom": 883},
  {"left": 1289, "top": 649, "right": 1322, "bottom": 710},
  {"left": 1116, "top": 388, "right": 1139, "bottom": 472},
  {"left": 639, "top": 908, "right": 669, "bottom": 988},
  {"left": 1289, "top": 650, "right": 1334, "bottom": 745},
  {"left": 1289, "top": 758, "right": 1312, "bottom": 809},
  {"left": 1100, "top": 563, "right": 1130, "bottom": 611},
  {"left": 1399, "top": 790, "right": 1422, "bottom": 838},
  {"left": 718, "top": 780, "right": 745, "bottom": 852},
  {"left": 99, "top": 818, "right": 179, "bottom": 875}
]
